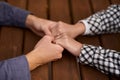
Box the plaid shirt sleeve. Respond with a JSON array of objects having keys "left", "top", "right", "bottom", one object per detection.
[
  {"left": 79, "top": 44, "right": 120, "bottom": 76},
  {"left": 79, "top": 5, "right": 120, "bottom": 76},
  {"left": 81, "top": 5, "right": 120, "bottom": 35}
]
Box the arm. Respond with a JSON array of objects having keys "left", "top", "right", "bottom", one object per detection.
[
  {"left": 81, "top": 5, "right": 120, "bottom": 35},
  {"left": 54, "top": 34, "right": 120, "bottom": 76},
  {"left": 0, "top": 56, "right": 30, "bottom": 80},
  {"left": 0, "top": 2, "right": 30, "bottom": 27},
  {"left": 79, "top": 44, "right": 120, "bottom": 76},
  {"left": 51, "top": 27, "right": 120, "bottom": 76},
  {"left": 0, "top": 2, "right": 57, "bottom": 36},
  {"left": 0, "top": 35, "right": 63, "bottom": 79}
]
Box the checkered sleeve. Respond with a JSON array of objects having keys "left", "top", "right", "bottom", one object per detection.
[
  {"left": 83, "top": 5, "right": 120, "bottom": 35},
  {"left": 79, "top": 44, "right": 120, "bottom": 76}
]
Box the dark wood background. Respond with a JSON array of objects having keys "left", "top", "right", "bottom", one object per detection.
[{"left": 0, "top": 0, "right": 120, "bottom": 80}]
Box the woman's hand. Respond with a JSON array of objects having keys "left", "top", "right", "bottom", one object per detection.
[{"left": 51, "top": 21, "right": 85, "bottom": 38}]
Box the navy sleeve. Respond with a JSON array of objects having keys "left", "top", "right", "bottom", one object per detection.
[
  {"left": 0, "top": 55, "right": 31, "bottom": 80},
  {"left": 0, "top": 2, "right": 30, "bottom": 28}
]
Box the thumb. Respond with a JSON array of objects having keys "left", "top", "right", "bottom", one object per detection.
[
  {"left": 44, "top": 28, "right": 52, "bottom": 35},
  {"left": 34, "top": 35, "right": 53, "bottom": 48},
  {"left": 44, "top": 23, "right": 57, "bottom": 35}
]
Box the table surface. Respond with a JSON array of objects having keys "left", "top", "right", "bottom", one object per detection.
[{"left": 0, "top": 0, "right": 120, "bottom": 80}]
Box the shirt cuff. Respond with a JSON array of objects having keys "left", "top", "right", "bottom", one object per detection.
[
  {"left": 78, "top": 44, "right": 94, "bottom": 65},
  {"left": 80, "top": 20, "right": 92, "bottom": 35},
  {"left": 6, "top": 55, "right": 31, "bottom": 80}
]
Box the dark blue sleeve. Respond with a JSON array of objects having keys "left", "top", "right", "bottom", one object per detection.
[
  {"left": 0, "top": 55, "right": 31, "bottom": 80},
  {"left": 0, "top": 2, "right": 30, "bottom": 28}
]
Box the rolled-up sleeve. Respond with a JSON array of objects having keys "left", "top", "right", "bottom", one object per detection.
[
  {"left": 0, "top": 55, "right": 31, "bottom": 80},
  {"left": 0, "top": 2, "right": 30, "bottom": 27}
]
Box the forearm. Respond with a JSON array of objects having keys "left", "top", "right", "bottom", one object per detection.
[
  {"left": 25, "top": 50, "right": 43, "bottom": 71},
  {"left": 81, "top": 5, "right": 120, "bottom": 35},
  {"left": 0, "top": 55, "right": 31, "bottom": 80},
  {"left": 79, "top": 44, "right": 120, "bottom": 76},
  {"left": 0, "top": 2, "right": 30, "bottom": 27}
]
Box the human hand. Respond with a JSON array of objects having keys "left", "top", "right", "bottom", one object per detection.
[
  {"left": 25, "top": 35, "right": 64, "bottom": 70},
  {"left": 26, "top": 15, "right": 57, "bottom": 36},
  {"left": 51, "top": 21, "right": 85, "bottom": 38},
  {"left": 53, "top": 32, "right": 83, "bottom": 56}
]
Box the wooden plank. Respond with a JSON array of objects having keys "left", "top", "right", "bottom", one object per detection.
[
  {"left": 0, "top": 0, "right": 7, "bottom": 46},
  {"left": 80, "top": 65, "right": 109, "bottom": 80},
  {"left": 50, "top": 0, "right": 80, "bottom": 80},
  {"left": 110, "top": 0, "right": 120, "bottom": 4},
  {"left": 71, "top": 0, "right": 92, "bottom": 23},
  {"left": 7, "top": 0, "right": 27, "bottom": 9},
  {"left": 91, "top": 0, "right": 110, "bottom": 12},
  {"left": 0, "top": 27, "right": 23, "bottom": 60},
  {"left": 28, "top": 0, "right": 47, "bottom": 18},
  {"left": 49, "top": 0, "right": 71, "bottom": 23},
  {"left": 1, "top": 0, "right": 25, "bottom": 64},
  {"left": 25, "top": 0, "right": 49, "bottom": 80},
  {"left": 53, "top": 52, "right": 80, "bottom": 80},
  {"left": 101, "top": 34, "right": 120, "bottom": 51}
]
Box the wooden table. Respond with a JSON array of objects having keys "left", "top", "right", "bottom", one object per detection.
[{"left": 0, "top": 0, "right": 120, "bottom": 80}]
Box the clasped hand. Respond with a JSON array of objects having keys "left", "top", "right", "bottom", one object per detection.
[{"left": 26, "top": 15, "right": 84, "bottom": 70}]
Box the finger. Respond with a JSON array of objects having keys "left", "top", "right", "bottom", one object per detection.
[
  {"left": 43, "top": 35, "right": 54, "bottom": 43},
  {"left": 38, "top": 31, "right": 45, "bottom": 36},
  {"left": 51, "top": 23, "right": 59, "bottom": 37},
  {"left": 35, "top": 35, "right": 54, "bottom": 48},
  {"left": 54, "top": 33, "right": 67, "bottom": 40},
  {"left": 52, "top": 33, "right": 63, "bottom": 44},
  {"left": 54, "top": 43, "right": 64, "bottom": 52},
  {"left": 55, "top": 33, "right": 65, "bottom": 40},
  {"left": 49, "top": 22, "right": 57, "bottom": 29},
  {"left": 45, "top": 28, "right": 52, "bottom": 36},
  {"left": 54, "top": 38, "right": 64, "bottom": 48}
]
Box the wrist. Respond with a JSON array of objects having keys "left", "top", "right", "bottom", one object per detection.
[
  {"left": 65, "top": 38, "right": 83, "bottom": 56},
  {"left": 73, "top": 42, "right": 83, "bottom": 56},
  {"left": 25, "top": 15, "right": 39, "bottom": 29},
  {"left": 25, "top": 50, "right": 42, "bottom": 71},
  {"left": 74, "top": 22, "right": 85, "bottom": 37}
]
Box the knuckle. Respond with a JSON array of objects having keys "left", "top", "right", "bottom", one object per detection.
[
  {"left": 58, "top": 21, "right": 63, "bottom": 28},
  {"left": 58, "top": 46, "right": 64, "bottom": 51},
  {"left": 62, "top": 33, "right": 68, "bottom": 39},
  {"left": 58, "top": 21, "right": 63, "bottom": 24},
  {"left": 58, "top": 53, "right": 62, "bottom": 59},
  {"left": 60, "top": 47, "right": 64, "bottom": 51},
  {"left": 44, "top": 35, "right": 50, "bottom": 39}
]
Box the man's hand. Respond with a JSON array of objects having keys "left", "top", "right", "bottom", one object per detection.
[
  {"left": 25, "top": 35, "right": 64, "bottom": 70},
  {"left": 26, "top": 15, "right": 57, "bottom": 36},
  {"left": 51, "top": 21, "right": 85, "bottom": 38}
]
